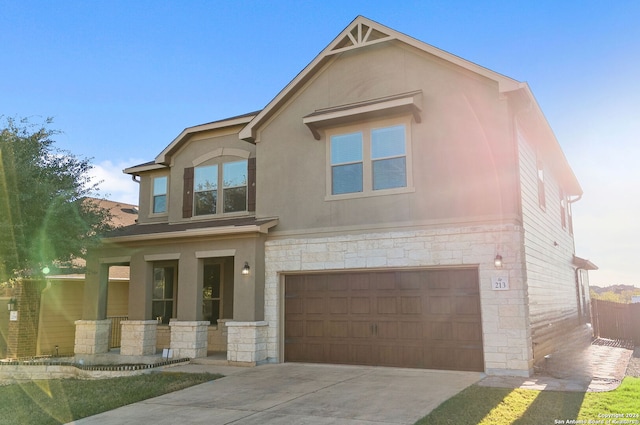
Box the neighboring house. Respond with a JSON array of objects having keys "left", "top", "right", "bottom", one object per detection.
[
  {"left": 78, "top": 16, "right": 596, "bottom": 376},
  {"left": 1, "top": 199, "right": 136, "bottom": 359}
]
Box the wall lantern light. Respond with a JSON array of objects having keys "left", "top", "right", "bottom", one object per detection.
[
  {"left": 242, "top": 262, "right": 251, "bottom": 276},
  {"left": 7, "top": 298, "right": 17, "bottom": 311},
  {"left": 494, "top": 254, "right": 503, "bottom": 268}
]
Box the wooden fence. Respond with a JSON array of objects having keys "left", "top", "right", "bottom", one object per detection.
[{"left": 591, "top": 299, "right": 640, "bottom": 345}]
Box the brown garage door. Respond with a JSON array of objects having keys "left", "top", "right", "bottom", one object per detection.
[{"left": 285, "top": 268, "right": 483, "bottom": 371}]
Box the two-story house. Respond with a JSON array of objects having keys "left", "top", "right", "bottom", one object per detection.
[{"left": 76, "top": 16, "right": 596, "bottom": 377}]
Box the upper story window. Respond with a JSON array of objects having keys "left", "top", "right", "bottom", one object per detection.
[
  {"left": 152, "top": 176, "right": 168, "bottom": 214},
  {"left": 194, "top": 165, "right": 218, "bottom": 215},
  {"left": 327, "top": 118, "right": 411, "bottom": 198},
  {"left": 193, "top": 160, "right": 247, "bottom": 216}
]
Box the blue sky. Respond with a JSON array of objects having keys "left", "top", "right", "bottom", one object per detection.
[{"left": 1, "top": 1, "right": 638, "bottom": 287}]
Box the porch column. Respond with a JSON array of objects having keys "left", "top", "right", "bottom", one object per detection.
[
  {"left": 75, "top": 256, "right": 111, "bottom": 355},
  {"left": 74, "top": 319, "right": 111, "bottom": 354},
  {"left": 232, "top": 234, "right": 266, "bottom": 321},
  {"left": 120, "top": 320, "right": 157, "bottom": 356},
  {"left": 226, "top": 321, "right": 268, "bottom": 365},
  {"left": 169, "top": 320, "right": 209, "bottom": 358}
]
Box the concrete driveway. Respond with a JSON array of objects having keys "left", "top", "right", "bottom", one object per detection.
[{"left": 70, "top": 363, "right": 482, "bottom": 425}]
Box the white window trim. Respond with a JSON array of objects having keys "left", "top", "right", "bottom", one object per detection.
[
  {"left": 324, "top": 115, "right": 414, "bottom": 201},
  {"left": 150, "top": 174, "right": 169, "bottom": 217}
]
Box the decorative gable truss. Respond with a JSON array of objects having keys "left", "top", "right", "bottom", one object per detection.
[{"left": 330, "top": 21, "right": 392, "bottom": 54}]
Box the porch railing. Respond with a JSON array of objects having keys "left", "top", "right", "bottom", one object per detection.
[{"left": 108, "top": 316, "right": 128, "bottom": 348}]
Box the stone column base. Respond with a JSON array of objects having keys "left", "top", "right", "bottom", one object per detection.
[
  {"left": 74, "top": 320, "right": 111, "bottom": 355},
  {"left": 226, "top": 321, "right": 268, "bottom": 365},
  {"left": 120, "top": 320, "right": 158, "bottom": 356},
  {"left": 169, "top": 321, "right": 210, "bottom": 359}
]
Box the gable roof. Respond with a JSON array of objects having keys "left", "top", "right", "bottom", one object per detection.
[
  {"left": 239, "top": 15, "right": 522, "bottom": 142},
  {"left": 124, "top": 112, "right": 259, "bottom": 175}
]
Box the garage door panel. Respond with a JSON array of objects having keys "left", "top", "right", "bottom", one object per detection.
[
  {"left": 329, "top": 297, "right": 348, "bottom": 314},
  {"left": 376, "top": 321, "right": 398, "bottom": 339},
  {"left": 453, "top": 296, "right": 480, "bottom": 315},
  {"left": 285, "top": 297, "right": 304, "bottom": 314},
  {"left": 372, "top": 272, "right": 396, "bottom": 290},
  {"left": 286, "top": 275, "right": 305, "bottom": 292},
  {"left": 329, "top": 344, "right": 350, "bottom": 363},
  {"left": 349, "top": 273, "right": 370, "bottom": 290},
  {"left": 396, "top": 271, "right": 422, "bottom": 290},
  {"left": 350, "top": 321, "right": 373, "bottom": 338},
  {"left": 430, "top": 321, "right": 454, "bottom": 340},
  {"left": 400, "top": 321, "right": 422, "bottom": 339},
  {"left": 328, "top": 321, "right": 349, "bottom": 337},
  {"left": 429, "top": 297, "right": 452, "bottom": 314},
  {"left": 400, "top": 297, "right": 421, "bottom": 314},
  {"left": 306, "top": 320, "right": 324, "bottom": 337},
  {"left": 305, "top": 297, "right": 325, "bottom": 314},
  {"left": 351, "top": 297, "right": 371, "bottom": 314},
  {"left": 284, "top": 269, "right": 483, "bottom": 371},
  {"left": 377, "top": 296, "right": 398, "bottom": 314},
  {"left": 352, "top": 344, "right": 376, "bottom": 365},
  {"left": 304, "top": 343, "right": 327, "bottom": 362},
  {"left": 306, "top": 275, "right": 328, "bottom": 291},
  {"left": 286, "top": 320, "right": 304, "bottom": 338},
  {"left": 454, "top": 322, "right": 483, "bottom": 342},
  {"left": 327, "top": 274, "right": 348, "bottom": 291}
]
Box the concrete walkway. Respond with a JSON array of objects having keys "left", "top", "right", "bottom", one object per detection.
[
  {"left": 69, "top": 363, "right": 483, "bottom": 425},
  {"left": 479, "top": 339, "right": 634, "bottom": 392}
]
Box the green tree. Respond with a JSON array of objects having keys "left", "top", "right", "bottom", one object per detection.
[{"left": 0, "top": 117, "right": 113, "bottom": 282}]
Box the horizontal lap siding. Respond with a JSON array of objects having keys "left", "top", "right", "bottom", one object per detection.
[
  {"left": 37, "top": 281, "right": 84, "bottom": 356},
  {"left": 518, "top": 130, "right": 578, "bottom": 361}
]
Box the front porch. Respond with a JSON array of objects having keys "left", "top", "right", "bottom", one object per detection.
[{"left": 74, "top": 318, "right": 270, "bottom": 365}]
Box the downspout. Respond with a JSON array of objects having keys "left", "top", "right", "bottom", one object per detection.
[
  {"left": 131, "top": 175, "right": 140, "bottom": 183},
  {"left": 569, "top": 194, "right": 584, "bottom": 326}
]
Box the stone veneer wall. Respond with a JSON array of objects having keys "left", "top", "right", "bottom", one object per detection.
[
  {"left": 74, "top": 320, "right": 111, "bottom": 355},
  {"left": 226, "top": 321, "right": 268, "bottom": 365},
  {"left": 120, "top": 320, "right": 157, "bottom": 356},
  {"left": 264, "top": 224, "right": 534, "bottom": 376},
  {"left": 169, "top": 321, "right": 209, "bottom": 359}
]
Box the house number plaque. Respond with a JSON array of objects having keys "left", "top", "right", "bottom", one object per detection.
[
  {"left": 9, "top": 311, "right": 18, "bottom": 321},
  {"left": 491, "top": 276, "right": 509, "bottom": 291}
]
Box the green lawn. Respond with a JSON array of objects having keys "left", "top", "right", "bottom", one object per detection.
[
  {"left": 417, "top": 377, "right": 640, "bottom": 425},
  {"left": 0, "top": 372, "right": 220, "bottom": 425}
]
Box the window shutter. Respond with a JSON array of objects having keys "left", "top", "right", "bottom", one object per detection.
[
  {"left": 247, "top": 157, "right": 256, "bottom": 212},
  {"left": 183, "top": 167, "right": 194, "bottom": 218}
]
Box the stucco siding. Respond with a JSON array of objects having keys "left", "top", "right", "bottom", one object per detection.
[
  {"left": 517, "top": 128, "right": 578, "bottom": 361},
  {"left": 257, "top": 42, "right": 519, "bottom": 234}
]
